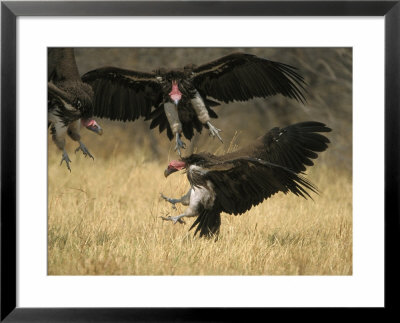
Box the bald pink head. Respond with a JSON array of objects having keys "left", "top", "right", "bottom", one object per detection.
[
  {"left": 81, "top": 118, "right": 103, "bottom": 135},
  {"left": 169, "top": 81, "right": 182, "bottom": 105},
  {"left": 164, "top": 160, "right": 186, "bottom": 177}
]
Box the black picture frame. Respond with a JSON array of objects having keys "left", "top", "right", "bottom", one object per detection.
[{"left": 1, "top": 1, "right": 398, "bottom": 321}]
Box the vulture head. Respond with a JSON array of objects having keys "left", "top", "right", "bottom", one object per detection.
[
  {"left": 164, "top": 160, "right": 186, "bottom": 177},
  {"left": 169, "top": 80, "right": 182, "bottom": 106}
]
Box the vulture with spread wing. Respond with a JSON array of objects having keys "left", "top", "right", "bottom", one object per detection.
[
  {"left": 161, "top": 121, "right": 331, "bottom": 238},
  {"left": 48, "top": 48, "right": 103, "bottom": 171},
  {"left": 82, "top": 52, "right": 306, "bottom": 155}
]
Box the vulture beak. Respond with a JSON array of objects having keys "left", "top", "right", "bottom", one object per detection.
[
  {"left": 164, "top": 167, "right": 177, "bottom": 178},
  {"left": 164, "top": 160, "right": 186, "bottom": 177},
  {"left": 82, "top": 119, "right": 103, "bottom": 135}
]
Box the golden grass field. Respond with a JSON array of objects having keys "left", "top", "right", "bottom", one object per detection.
[{"left": 48, "top": 131, "right": 352, "bottom": 276}]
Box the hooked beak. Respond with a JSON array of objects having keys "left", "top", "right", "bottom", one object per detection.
[
  {"left": 83, "top": 119, "right": 103, "bottom": 136},
  {"left": 164, "top": 167, "right": 178, "bottom": 178},
  {"left": 87, "top": 124, "right": 103, "bottom": 136}
]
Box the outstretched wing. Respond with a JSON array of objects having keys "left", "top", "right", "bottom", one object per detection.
[
  {"left": 186, "top": 157, "right": 315, "bottom": 237},
  {"left": 81, "top": 67, "right": 163, "bottom": 121},
  {"left": 187, "top": 121, "right": 330, "bottom": 216},
  {"left": 200, "top": 158, "right": 317, "bottom": 216},
  {"left": 241, "top": 121, "right": 331, "bottom": 173},
  {"left": 191, "top": 52, "right": 306, "bottom": 104}
]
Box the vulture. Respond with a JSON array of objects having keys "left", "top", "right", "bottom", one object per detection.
[
  {"left": 161, "top": 121, "right": 331, "bottom": 238},
  {"left": 48, "top": 48, "right": 103, "bottom": 171},
  {"left": 81, "top": 52, "right": 306, "bottom": 155}
]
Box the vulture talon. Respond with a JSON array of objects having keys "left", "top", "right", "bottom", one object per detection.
[
  {"left": 160, "top": 193, "right": 177, "bottom": 209},
  {"left": 161, "top": 215, "right": 186, "bottom": 225},
  {"left": 174, "top": 133, "right": 186, "bottom": 156},
  {"left": 75, "top": 141, "right": 94, "bottom": 160},
  {"left": 207, "top": 121, "right": 223, "bottom": 143},
  {"left": 60, "top": 150, "right": 72, "bottom": 172}
]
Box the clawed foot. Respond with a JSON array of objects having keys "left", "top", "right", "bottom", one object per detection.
[
  {"left": 75, "top": 141, "right": 94, "bottom": 159},
  {"left": 174, "top": 133, "right": 186, "bottom": 156},
  {"left": 207, "top": 121, "right": 223, "bottom": 143},
  {"left": 160, "top": 193, "right": 177, "bottom": 209},
  {"left": 160, "top": 215, "right": 186, "bottom": 224},
  {"left": 60, "top": 150, "right": 72, "bottom": 172}
]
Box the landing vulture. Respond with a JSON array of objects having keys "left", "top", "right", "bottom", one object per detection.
[
  {"left": 48, "top": 48, "right": 103, "bottom": 171},
  {"left": 82, "top": 52, "right": 306, "bottom": 155},
  {"left": 161, "top": 121, "right": 331, "bottom": 238}
]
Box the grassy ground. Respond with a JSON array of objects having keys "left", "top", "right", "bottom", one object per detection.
[{"left": 48, "top": 138, "right": 352, "bottom": 275}]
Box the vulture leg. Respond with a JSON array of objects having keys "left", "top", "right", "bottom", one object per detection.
[
  {"left": 191, "top": 92, "right": 223, "bottom": 143},
  {"left": 50, "top": 121, "right": 72, "bottom": 171},
  {"left": 175, "top": 133, "right": 186, "bottom": 157},
  {"left": 160, "top": 214, "right": 187, "bottom": 224},
  {"left": 68, "top": 120, "right": 94, "bottom": 160},
  {"left": 164, "top": 102, "right": 185, "bottom": 156},
  {"left": 75, "top": 141, "right": 94, "bottom": 159},
  {"left": 160, "top": 189, "right": 191, "bottom": 209},
  {"left": 161, "top": 186, "right": 210, "bottom": 226},
  {"left": 206, "top": 121, "right": 223, "bottom": 143},
  {"left": 60, "top": 149, "right": 72, "bottom": 172}
]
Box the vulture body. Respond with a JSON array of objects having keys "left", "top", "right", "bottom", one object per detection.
[
  {"left": 82, "top": 52, "right": 306, "bottom": 155},
  {"left": 48, "top": 48, "right": 103, "bottom": 171},
  {"left": 161, "top": 121, "right": 331, "bottom": 238}
]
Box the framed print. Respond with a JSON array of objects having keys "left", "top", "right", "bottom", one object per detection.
[{"left": 1, "top": 1, "right": 398, "bottom": 321}]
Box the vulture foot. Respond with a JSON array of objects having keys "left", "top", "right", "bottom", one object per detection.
[
  {"left": 174, "top": 133, "right": 186, "bottom": 156},
  {"left": 75, "top": 141, "right": 94, "bottom": 160},
  {"left": 160, "top": 193, "right": 178, "bottom": 209},
  {"left": 60, "top": 150, "right": 72, "bottom": 172},
  {"left": 207, "top": 121, "right": 223, "bottom": 143},
  {"left": 160, "top": 215, "right": 186, "bottom": 224}
]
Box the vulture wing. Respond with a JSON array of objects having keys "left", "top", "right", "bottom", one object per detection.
[
  {"left": 186, "top": 121, "right": 330, "bottom": 235},
  {"left": 235, "top": 121, "right": 332, "bottom": 173},
  {"left": 191, "top": 52, "right": 306, "bottom": 104},
  {"left": 81, "top": 67, "right": 162, "bottom": 121},
  {"left": 196, "top": 157, "right": 317, "bottom": 216},
  {"left": 187, "top": 157, "right": 316, "bottom": 238}
]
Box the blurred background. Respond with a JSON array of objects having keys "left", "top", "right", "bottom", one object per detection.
[{"left": 58, "top": 47, "right": 351, "bottom": 174}]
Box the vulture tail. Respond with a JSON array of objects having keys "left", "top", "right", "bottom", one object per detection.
[{"left": 189, "top": 209, "right": 221, "bottom": 239}]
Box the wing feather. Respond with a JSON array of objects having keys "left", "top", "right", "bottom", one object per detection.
[
  {"left": 192, "top": 53, "right": 306, "bottom": 104},
  {"left": 223, "top": 121, "right": 331, "bottom": 173},
  {"left": 202, "top": 158, "right": 317, "bottom": 215},
  {"left": 81, "top": 67, "right": 162, "bottom": 121}
]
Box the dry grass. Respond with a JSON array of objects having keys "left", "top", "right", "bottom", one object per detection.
[{"left": 48, "top": 139, "right": 352, "bottom": 276}]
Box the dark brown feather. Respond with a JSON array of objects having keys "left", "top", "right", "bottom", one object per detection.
[
  {"left": 82, "top": 67, "right": 162, "bottom": 122},
  {"left": 192, "top": 52, "right": 306, "bottom": 104}
]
